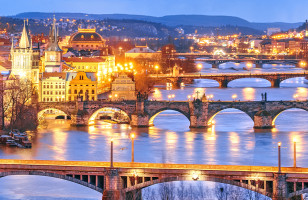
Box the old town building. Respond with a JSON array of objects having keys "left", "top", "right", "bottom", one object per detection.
[
  {"left": 111, "top": 74, "right": 136, "bottom": 101},
  {"left": 39, "top": 72, "right": 66, "bottom": 102},
  {"left": 66, "top": 72, "right": 97, "bottom": 101}
]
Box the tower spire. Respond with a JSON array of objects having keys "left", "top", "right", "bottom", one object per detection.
[
  {"left": 11, "top": 38, "right": 14, "bottom": 52},
  {"left": 19, "top": 19, "right": 31, "bottom": 49}
]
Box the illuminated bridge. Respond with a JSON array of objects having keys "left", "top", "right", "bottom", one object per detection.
[
  {"left": 149, "top": 72, "right": 308, "bottom": 88},
  {"left": 0, "top": 159, "right": 307, "bottom": 199},
  {"left": 37, "top": 99, "right": 308, "bottom": 129}
]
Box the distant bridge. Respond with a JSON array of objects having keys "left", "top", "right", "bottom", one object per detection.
[
  {"left": 37, "top": 99, "right": 308, "bottom": 129},
  {"left": 0, "top": 159, "right": 307, "bottom": 199},
  {"left": 149, "top": 72, "right": 308, "bottom": 88}
]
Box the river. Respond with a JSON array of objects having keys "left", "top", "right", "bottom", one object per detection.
[{"left": 0, "top": 65, "right": 307, "bottom": 199}]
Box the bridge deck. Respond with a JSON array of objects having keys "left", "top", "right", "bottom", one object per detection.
[{"left": 0, "top": 159, "right": 308, "bottom": 174}]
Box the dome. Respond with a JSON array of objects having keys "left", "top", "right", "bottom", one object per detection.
[{"left": 70, "top": 28, "right": 104, "bottom": 42}]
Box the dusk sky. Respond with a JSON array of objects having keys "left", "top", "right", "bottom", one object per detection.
[{"left": 1, "top": 0, "right": 308, "bottom": 23}]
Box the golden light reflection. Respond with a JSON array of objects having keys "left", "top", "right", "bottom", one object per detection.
[
  {"left": 51, "top": 130, "right": 68, "bottom": 160},
  {"left": 242, "top": 87, "right": 255, "bottom": 101},
  {"left": 152, "top": 88, "right": 162, "bottom": 100},
  {"left": 229, "top": 132, "right": 240, "bottom": 153},
  {"left": 294, "top": 87, "right": 308, "bottom": 101}
]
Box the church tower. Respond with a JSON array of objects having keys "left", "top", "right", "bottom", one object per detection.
[
  {"left": 11, "top": 19, "right": 40, "bottom": 86},
  {"left": 44, "top": 17, "right": 62, "bottom": 72}
]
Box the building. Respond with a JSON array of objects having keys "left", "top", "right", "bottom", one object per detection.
[
  {"left": 10, "top": 20, "right": 40, "bottom": 88},
  {"left": 66, "top": 72, "right": 97, "bottom": 101},
  {"left": 125, "top": 46, "right": 159, "bottom": 59},
  {"left": 63, "top": 56, "right": 114, "bottom": 93},
  {"left": 267, "top": 28, "right": 281, "bottom": 36},
  {"left": 39, "top": 72, "right": 66, "bottom": 102},
  {"left": 43, "top": 17, "right": 63, "bottom": 73},
  {"left": 111, "top": 74, "right": 136, "bottom": 101},
  {"left": 68, "top": 28, "right": 106, "bottom": 51}
]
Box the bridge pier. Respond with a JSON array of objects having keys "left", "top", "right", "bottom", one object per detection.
[
  {"left": 130, "top": 114, "right": 149, "bottom": 127},
  {"left": 255, "top": 63, "right": 263, "bottom": 69},
  {"left": 212, "top": 63, "right": 219, "bottom": 69},
  {"left": 218, "top": 79, "right": 228, "bottom": 88},
  {"left": 253, "top": 110, "right": 274, "bottom": 129},
  {"left": 102, "top": 169, "right": 122, "bottom": 200},
  {"left": 272, "top": 173, "right": 288, "bottom": 200},
  {"left": 270, "top": 79, "right": 281, "bottom": 88}
]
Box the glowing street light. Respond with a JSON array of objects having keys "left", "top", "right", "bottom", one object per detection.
[
  {"left": 155, "top": 65, "right": 159, "bottom": 77},
  {"left": 168, "top": 95, "right": 171, "bottom": 101},
  {"left": 293, "top": 137, "right": 297, "bottom": 168},
  {"left": 278, "top": 142, "right": 281, "bottom": 173},
  {"left": 232, "top": 94, "right": 237, "bottom": 101},
  {"left": 293, "top": 94, "right": 298, "bottom": 101},
  {"left": 172, "top": 94, "right": 175, "bottom": 100},
  {"left": 110, "top": 138, "right": 114, "bottom": 168},
  {"left": 197, "top": 63, "right": 203, "bottom": 75},
  {"left": 187, "top": 95, "right": 191, "bottom": 101},
  {"left": 130, "top": 133, "right": 135, "bottom": 163}
]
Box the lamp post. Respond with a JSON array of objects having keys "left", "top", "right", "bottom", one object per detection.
[
  {"left": 110, "top": 139, "right": 114, "bottom": 168},
  {"left": 197, "top": 63, "right": 202, "bottom": 76},
  {"left": 155, "top": 65, "right": 159, "bottom": 77},
  {"left": 293, "top": 138, "right": 297, "bottom": 168},
  {"left": 278, "top": 142, "right": 281, "bottom": 173},
  {"left": 232, "top": 94, "right": 237, "bottom": 101},
  {"left": 131, "top": 133, "right": 135, "bottom": 163}
]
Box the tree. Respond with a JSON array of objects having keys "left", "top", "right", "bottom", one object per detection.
[{"left": 3, "top": 79, "right": 38, "bottom": 131}]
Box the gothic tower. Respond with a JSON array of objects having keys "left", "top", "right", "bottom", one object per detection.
[
  {"left": 11, "top": 19, "right": 40, "bottom": 86},
  {"left": 44, "top": 17, "right": 63, "bottom": 72}
]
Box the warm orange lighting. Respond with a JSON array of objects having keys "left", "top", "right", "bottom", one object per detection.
[
  {"left": 278, "top": 142, "right": 281, "bottom": 147},
  {"left": 130, "top": 133, "right": 135, "bottom": 139},
  {"left": 293, "top": 137, "right": 297, "bottom": 143},
  {"left": 232, "top": 94, "right": 237, "bottom": 100}
]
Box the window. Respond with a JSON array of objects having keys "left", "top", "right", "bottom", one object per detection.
[
  {"left": 47, "top": 91, "right": 49, "bottom": 95},
  {"left": 92, "top": 90, "right": 95, "bottom": 94},
  {"left": 74, "top": 90, "right": 77, "bottom": 94},
  {"left": 69, "top": 96, "right": 71, "bottom": 101},
  {"left": 68, "top": 89, "right": 71, "bottom": 94},
  {"left": 43, "top": 98, "right": 45, "bottom": 102},
  {"left": 55, "top": 91, "right": 58, "bottom": 95},
  {"left": 92, "top": 97, "right": 94, "bottom": 101},
  {"left": 47, "top": 85, "right": 49, "bottom": 89},
  {"left": 80, "top": 90, "right": 83, "bottom": 94},
  {"left": 43, "top": 91, "right": 46, "bottom": 95}
]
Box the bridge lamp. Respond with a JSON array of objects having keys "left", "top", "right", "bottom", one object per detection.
[
  {"left": 110, "top": 138, "right": 114, "bottom": 168},
  {"left": 293, "top": 137, "right": 297, "bottom": 168},
  {"left": 168, "top": 95, "right": 171, "bottom": 101},
  {"left": 187, "top": 95, "right": 191, "bottom": 101},
  {"left": 278, "top": 142, "right": 281, "bottom": 173},
  {"left": 130, "top": 133, "right": 135, "bottom": 163},
  {"left": 232, "top": 94, "right": 237, "bottom": 101},
  {"left": 172, "top": 94, "right": 175, "bottom": 100},
  {"left": 293, "top": 94, "right": 298, "bottom": 101},
  {"left": 300, "top": 61, "right": 307, "bottom": 68},
  {"left": 155, "top": 65, "right": 159, "bottom": 77}
]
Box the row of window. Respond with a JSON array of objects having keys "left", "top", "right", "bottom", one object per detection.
[
  {"left": 68, "top": 89, "right": 95, "bottom": 94},
  {"left": 43, "top": 97, "right": 65, "bottom": 102},
  {"left": 43, "top": 85, "right": 65, "bottom": 89},
  {"left": 43, "top": 82, "right": 65, "bottom": 85},
  {"left": 68, "top": 96, "right": 95, "bottom": 101},
  {"left": 75, "top": 45, "right": 99, "bottom": 48},
  {"left": 43, "top": 91, "right": 65, "bottom": 95}
]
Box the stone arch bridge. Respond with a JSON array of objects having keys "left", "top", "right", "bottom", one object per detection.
[
  {"left": 37, "top": 100, "right": 308, "bottom": 129},
  {"left": 0, "top": 159, "right": 308, "bottom": 200},
  {"left": 150, "top": 72, "right": 308, "bottom": 88}
]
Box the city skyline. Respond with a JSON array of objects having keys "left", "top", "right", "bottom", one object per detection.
[{"left": 1, "top": 0, "right": 308, "bottom": 23}]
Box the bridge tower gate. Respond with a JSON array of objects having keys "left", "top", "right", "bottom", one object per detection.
[
  {"left": 272, "top": 173, "right": 288, "bottom": 200},
  {"left": 71, "top": 100, "right": 89, "bottom": 126}
]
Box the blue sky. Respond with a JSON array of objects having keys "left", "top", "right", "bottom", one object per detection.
[{"left": 0, "top": 0, "right": 307, "bottom": 22}]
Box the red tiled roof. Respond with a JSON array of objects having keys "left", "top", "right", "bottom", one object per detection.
[
  {"left": 63, "top": 57, "right": 106, "bottom": 63},
  {"left": 41, "top": 72, "right": 66, "bottom": 80}
]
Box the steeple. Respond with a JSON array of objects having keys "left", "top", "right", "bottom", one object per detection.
[
  {"left": 46, "top": 16, "right": 62, "bottom": 52},
  {"left": 10, "top": 38, "right": 14, "bottom": 52},
  {"left": 19, "top": 19, "right": 31, "bottom": 49}
]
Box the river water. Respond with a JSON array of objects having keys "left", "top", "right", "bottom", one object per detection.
[{"left": 0, "top": 65, "right": 307, "bottom": 199}]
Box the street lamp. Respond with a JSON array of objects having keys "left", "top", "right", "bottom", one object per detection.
[
  {"left": 197, "top": 63, "right": 202, "bottom": 75},
  {"left": 278, "top": 142, "right": 281, "bottom": 173},
  {"left": 155, "top": 65, "right": 159, "bottom": 77},
  {"left": 172, "top": 94, "right": 175, "bottom": 101},
  {"left": 293, "top": 137, "right": 297, "bottom": 168},
  {"left": 187, "top": 95, "right": 191, "bottom": 101},
  {"left": 110, "top": 139, "right": 114, "bottom": 168},
  {"left": 130, "top": 133, "right": 135, "bottom": 163},
  {"left": 168, "top": 95, "right": 171, "bottom": 101},
  {"left": 293, "top": 94, "right": 298, "bottom": 101},
  {"left": 232, "top": 94, "right": 237, "bottom": 101}
]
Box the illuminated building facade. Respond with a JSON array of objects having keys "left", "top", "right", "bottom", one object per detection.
[
  {"left": 10, "top": 20, "right": 40, "bottom": 87},
  {"left": 111, "top": 74, "right": 136, "bottom": 101},
  {"left": 66, "top": 72, "right": 97, "bottom": 101},
  {"left": 39, "top": 72, "right": 66, "bottom": 102}
]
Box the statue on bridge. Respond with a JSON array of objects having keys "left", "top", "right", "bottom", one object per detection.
[{"left": 137, "top": 92, "right": 148, "bottom": 102}]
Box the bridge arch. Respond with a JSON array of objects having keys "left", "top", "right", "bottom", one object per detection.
[
  {"left": 207, "top": 108, "right": 254, "bottom": 126},
  {"left": 148, "top": 108, "right": 190, "bottom": 126},
  {"left": 38, "top": 108, "right": 71, "bottom": 121},
  {"left": 0, "top": 171, "right": 103, "bottom": 193},
  {"left": 88, "top": 107, "right": 131, "bottom": 125},
  {"left": 272, "top": 107, "right": 308, "bottom": 127},
  {"left": 123, "top": 176, "right": 269, "bottom": 198},
  {"left": 227, "top": 78, "right": 271, "bottom": 88}
]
